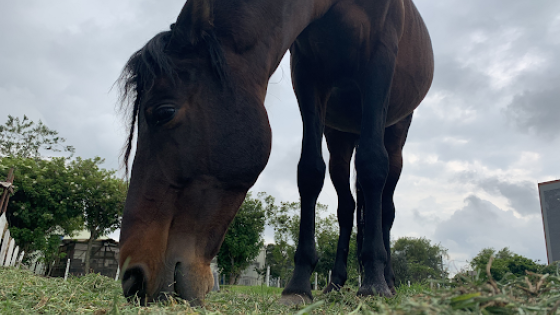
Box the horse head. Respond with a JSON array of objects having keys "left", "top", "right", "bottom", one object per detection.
[{"left": 118, "top": 0, "right": 271, "bottom": 305}]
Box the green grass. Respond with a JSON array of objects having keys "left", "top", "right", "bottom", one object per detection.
[{"left": 1, "top": 266, "right": 559, "bottom": 314}]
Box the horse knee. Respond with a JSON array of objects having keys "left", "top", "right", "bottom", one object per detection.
[
  {"left": 297, "top": 158, "right": 326, "bottom": 196},
  {"left": 355, "top": 147, "right": 389, "bottom": 192},
  {"left": 382, "top": 202, "right": 395, "bottom": 227}
]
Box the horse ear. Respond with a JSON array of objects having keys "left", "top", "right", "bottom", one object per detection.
[{"left": 167, "top": 0, "right": 214, "bottom": 50}]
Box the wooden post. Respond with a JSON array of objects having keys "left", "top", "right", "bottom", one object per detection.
[
  {"left": 0, "top": 168, "right": 14, "bottom": 215},
  {"left": 5, "top": 240, "right": 14, "bottom": 267},
  {"left": 16, "top": 250, "right": 24, "bottom": 268},
  {"left": 0, "top": 231, "right": 11, "bottom": 266},
  {"left": 10, "top": 246, "right": 19, "bottom": 266}
]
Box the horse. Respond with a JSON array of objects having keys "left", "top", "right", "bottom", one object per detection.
[{"left": 118, "top": 0, "right": 433, "bottom": 306}]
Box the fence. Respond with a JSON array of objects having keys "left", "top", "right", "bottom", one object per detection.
[{"left": 0, "top": 168, "right": 24, "bottom": 267}]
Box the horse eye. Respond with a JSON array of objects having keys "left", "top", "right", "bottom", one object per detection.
[{"left": 153, "top": 106, "right": 176, "bottom": 124}]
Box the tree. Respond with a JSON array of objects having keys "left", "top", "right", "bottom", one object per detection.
[
  {"left": 0, "top": 157, "right": 84, "bottom": 268},
  {"left": 0, "top": 115, "right": 74, "bottom": 158},
  {"left": 470, "top": 247, "right": 541, "bottom": 281},
  {"left": 262, "top": 242, "right": 295, "bottom": 285},
  {"left": 265, "top": 201, "right": 361, "bottom": 288},
  {"left": 217, "top": 192, "right": 269, "bottom": 284},
  {"left": 0, "top": 156, "right": 127, "bottom": 274},
  {"left": 391, "top": 237, "right": 448, "bottom": 285},
  {"left": 70, "top": 157, "right": 127, "bottom": 274}
]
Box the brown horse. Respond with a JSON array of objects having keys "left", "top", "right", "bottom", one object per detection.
[{"left": 118, "top": 0, "right": 433, "bottom": 305}]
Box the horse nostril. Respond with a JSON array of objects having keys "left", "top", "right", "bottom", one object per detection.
[{"left": 122, "top": 266, "right": 147, "bottom": 302}]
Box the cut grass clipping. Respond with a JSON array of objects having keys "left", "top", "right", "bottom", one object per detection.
[{"left": 1, "top": 259, "right": 559, "bottom": 314}]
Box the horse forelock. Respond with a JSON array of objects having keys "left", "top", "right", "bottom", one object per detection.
[{"left": 118, "top": 29, "right": 230, "bottom": 174}]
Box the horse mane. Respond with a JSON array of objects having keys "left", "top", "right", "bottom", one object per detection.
[{"left": 118, "top": 28, "right": 229, "bottom": 174}]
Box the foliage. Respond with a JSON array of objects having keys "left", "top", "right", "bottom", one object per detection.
[
  {"left": 265, "top": 201, "right": 361, "bottom": 287},
  {"left": 217, "top": 192, "right": 270, "bottom": 284},
  {"left": 70, "top": 157, "right": 127, "bottom": 274},
  {"left": 0, "top": 156, "right": 127, "bottom": 274},
  {"left": 470, "top": 247, "right": 546, "bottom": 281},
  {"left": 0, "top": 115, "right": 74, "bottom": 159},
  {"left": 391, "top": 237, "right": 448, "bottom": 286},
  {"left": 2, "top": 265, "right": 560, "bottom": 314},
  {"left": 263, "top": 242, "right": 295, "bottom": 286},
  {"left": 0, "top": 156, "right": 85, "bottom": 263}
]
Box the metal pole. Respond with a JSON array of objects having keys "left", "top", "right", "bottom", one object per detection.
[
  {"left": 64, "top": 259, "right": 71, "bottom": 280},
  {"left": 115, "top": 266, "right": 120, "bottom": 281}
]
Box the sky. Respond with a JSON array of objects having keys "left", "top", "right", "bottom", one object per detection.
[{"left": 0, "top": 0, "right": 558, "bottom": 273}]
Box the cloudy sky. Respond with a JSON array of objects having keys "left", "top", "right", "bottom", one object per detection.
[{"left": 1, "top": 0, "right": 558, "bottom": 273}]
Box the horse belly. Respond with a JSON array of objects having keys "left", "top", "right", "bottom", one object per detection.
[{"left": 297, "top": 0, "right": 433, "bottom": 131}]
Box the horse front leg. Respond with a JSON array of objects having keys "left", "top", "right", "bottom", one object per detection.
[
  {"left": 355, "top": 43, "right": 398, "bottom": 298},
  {"left": 323, "top": 127, "right": 358, "bottom": 293},
  {"left": 281, "top": 54, "right": 328, "bottom": 304}
]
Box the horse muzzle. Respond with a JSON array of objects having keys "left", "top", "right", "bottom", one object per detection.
[{"left": 121, "top": 260, "right": 213, "bottom": 306}]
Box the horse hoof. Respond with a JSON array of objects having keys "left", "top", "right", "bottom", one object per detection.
[
  {"left": 322, "top": 283, "right": 342, "bottom": 294},
  {"left": 357, "top": 284, "right": 393, "bottom": 298},
  {"left": 278, "top": 294, "right": 313, "bottom": 306}
]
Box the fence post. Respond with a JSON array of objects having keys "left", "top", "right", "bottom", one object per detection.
[
  {"left": 115, "top": 266, "right": 120, "bottom": 281},
  {"left": 64, "top": 259, "right": 71, "bottom": 280},
  {"left": 0, "top": 231, "right": 11, "bottom": 266},
  {"left": 265, "top": 265, "right": 270, "bottom": 287},
  {"left": 328, "top": 270, "right": 331, "bottom": 285},
  {"left": 5, "top": 240, "right": 14, "bottom": 267},
  {"left": 16, "top": 251, "right": 24, "bottom": 268},
  {"left": 9, "top": 246, "right": 19, "bottom": 266},
  {"left": 358, "top": 274, "right": 361, "bottom": 287},
  {"left": 212, "top": 271, "right": 220, "bottom": 291},
  {"left": 314, "top": 272, "right": 318, "bottom": 291}
]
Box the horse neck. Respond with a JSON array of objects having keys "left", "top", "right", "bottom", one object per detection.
[{"left": 216, "top": 0, "right": 336, "bottom": 82}]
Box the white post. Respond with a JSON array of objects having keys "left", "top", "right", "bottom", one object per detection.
[
  {"left": 328, "top": 270, "right": 331, "bottom": 284},
  {"left": 0, "top": 231, "right": 11, "bottom": 266},
  {"left": 5, "top": 240, "right": 14, "bottom": 267},
  {"left": 314, "top": 272, "right": 318, "bottom": 291},
  {"left": 278, "top": 277, "right": 281, "bottom": 288},
  {"left": 265, "top": 265, "right": 270, "bottom": 287},
  {"left": 10, "top": 246, "right": 19, "bottom": 266},
  {"left": 16, "top": 251, "right": 24, "bottom": 268},
  {"left": 358, "top": 274, "right": 361, "bottom": 287},
  {"left": 64, "top": 259, "right": 71, "bottom": 280},
  {"left": 115, "top": 266, "right": 120, "bottom": 281},
  {"left": 408, "top": 280, "right": 411, "bottom": 287}
]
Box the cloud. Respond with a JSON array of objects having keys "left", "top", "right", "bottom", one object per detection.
[
  {"left": 434, "top": 195, "right": 547, "bottom": 266},
  {"left": 505, "top": 87, "right": 560, "bottom": 139}
]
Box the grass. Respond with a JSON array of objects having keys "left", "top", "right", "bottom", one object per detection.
[{"left": 0, "top": 264, "right": 559, "bottom": 314}]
